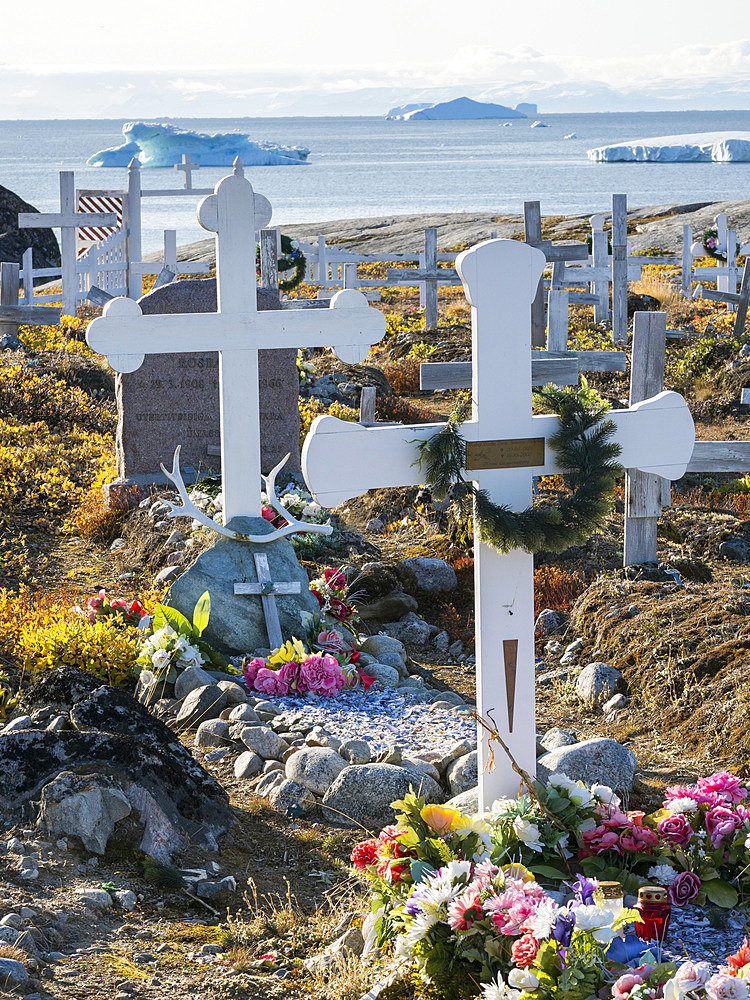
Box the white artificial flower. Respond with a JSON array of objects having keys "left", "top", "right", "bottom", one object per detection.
[
  {"left": 524, "top": 897, "right": 560, "bottom": 940},
  {"left": 394, "top": 934, "right": 414, "bottom": 958},
  {"left": 151, "top": 648, "right": 171, "bottom": 671},
  {"left": 591, "top": 783, "right": 620, "bottom": 807},
  {"left": 571, "top": 904, "right": 612, "bottom": 931},
  {"left": 481, "top": 973, "right": 521, "bottom": 1000},
  {"left": 674, "top": 962, "right": 711, "bottom": 991},
  {"left": 178, "top": 645, "right": 205, "bottom": 668},
  {"left": 568, "top": 784, "right": 593, "bottom": 808},
  {"left": 577, "top": 817, "right": 597, "bottom": 834},
  {"left": 489, "top": 797, "right": 518, "bottom": 820},
  {"left": 404, "top": 912, "right": 438, "bottom": 946},
  {"left": 663, "top": 981, "right": 687, "bottom": 1000},
  {"left": 647, "top": 864, "right": 678, "bottom": 886},
  {"left": 513, "top": 816, "right": 543, "bottom": 851},
  {"left": 508, "top": 968, "right": 540, "bottom": 990},
  {"left": 302, "top": 501, "right": 322, "bottom": 517},
  {"left": 668, "top": 797, "right": 699, "bottom": 814},
  {"left": 547, "top": 772, "right": 577, "bottom": 792},
  {"left": 592, "top": 926, "right": 615, "bottom": 945}
]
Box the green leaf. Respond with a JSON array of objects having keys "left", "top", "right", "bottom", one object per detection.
[
  {"left": 703, "top": 878, "right": 739, "bottom": 908},
  {"left": 531, "top": 864, "right": 569, "bottom": 880},
  {"left": 155, "top": 603, "right": 193, "bottom": 637},
  {"left": 411, "top": 860, "right": 436, "bottom": 884},
  {"left": 192, "top": 591, "right": 211, "bottom": 636}
]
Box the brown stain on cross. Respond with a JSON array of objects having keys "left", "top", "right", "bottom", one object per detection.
[{"left": 503, "top": 639, "right": 519, "bottom": 732}]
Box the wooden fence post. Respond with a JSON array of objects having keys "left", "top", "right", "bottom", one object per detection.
[
  {"left": 682, "top": 224, "right": 693, "bottom": 297},
  {"left": 127, "top": 159, "right": 143, "bottom": 299},
  {"left": 423, "top": 228, "right": 438, "bottom": 330},
  {"left": 590, "top": 214, "right": 609, "bottom": 323},
  {"left": 359, "top": 385, "right": 377, "bottom": 424},
  {"left": 611, "top": 194, "right": 628, "bottom": 345},
  {"left": 546, "top": 261, "right": 569, "bottom": 351},
  {"left": 524, "top": 200, "right": 546, "bottom": 347},
  {"left": 0, "top": 263, "right": 20, "bottom": 342},
  {"left": 623, "top": 312, "right": 671, "bottom": 566}
]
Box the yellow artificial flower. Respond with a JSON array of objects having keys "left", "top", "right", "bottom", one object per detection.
[
  {"left": 267, "top": 637, "right": 308, "bottom": 667},
  {"left": 453, "top": 814, "right": 493, "bottom": 840},
  {"left": 502, "top": 862, "right": 536, "bottom": 884},
  {"left": 420, "top": 804, "right": 462, "bottom": 836}
]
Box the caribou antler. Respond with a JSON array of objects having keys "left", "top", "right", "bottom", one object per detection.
[{"left": 159, "top": 446, "right": 333, "bottom": 545}]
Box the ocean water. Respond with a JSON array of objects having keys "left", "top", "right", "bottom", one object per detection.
[{"left": 1, "top": 111, "right": 750, "bottom": 253}]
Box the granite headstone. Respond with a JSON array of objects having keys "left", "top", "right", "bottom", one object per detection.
[{"left": 113, "top": 278, "right": 301, "bottom": 488}]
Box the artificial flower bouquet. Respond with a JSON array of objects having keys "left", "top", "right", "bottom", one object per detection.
[
  {"left": 242, "top": 621, "right": 373, "bottom": 698},
  {"left": 309, "top": 567, "right": 358, "bottom": 629},
  {"left": 78, "top": 589, "right": 148, "bottom": 629},
  {"left": 615, "top": 946, "right": 750, "bottom": 1000},
  {"left": 136, "top": 591, "right": 228, "bottom": 686}
]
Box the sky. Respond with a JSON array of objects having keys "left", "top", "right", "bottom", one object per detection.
[{"left": 3, "top": 0, "right": 750, "bottom": 117}]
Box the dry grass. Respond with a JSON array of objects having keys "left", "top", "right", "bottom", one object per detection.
[{"left": 630, "top": 272, "right": 684, "bottom": 310}]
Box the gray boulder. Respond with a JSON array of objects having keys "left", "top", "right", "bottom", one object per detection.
[
  {"left": 539, "top": 728, "right": 578, "bottom": 752},
  {"left": 719, "top": 536, "right": 750, "bottom": 562},
  {"left": 285, "top": 747, "right": 347, "bottom": 796},
  {"left": 167, "top": 516, "right": 319, "bottom": 655},
  {"left": 535, "top": 609, "right": 570, "bottom": 636},
  {"left": 359, "top": 634, "right": 407, "bottom": 664},
  {"left": 174, "top": 665, "right": 216, "bottom": 701},
  {"left": 365, "top": 662, "right": 401, "bottom": 690},
  {"left": 194, "top": 719, "right": 230, "bottom": 749},
  {"left": 234, "top": 750, "right": 263, "bottom": 779},
  {"left": 445, "top": 786, "right": 479, "bottom": 814},
  {"left": 239, "top": 724, "right": 287, "bottom": 760},
  {"left": 268, "top": 778, "right": 316, "bottom": 815},
  {"left": 0, "top": 957, "right": 28, "bottom": 987},
  {"left": 228, "top": 703, "right": 260, "bottom": 724},
  {"left": 537, "top": 737, "right": 637, "bottom": 793},
  {"left": 38, "top": 770, "right": 131, "bottom": 854},
  {"left": 575, "top": 662, "right": 623, "bottom": 707},
  {"left": 604, "top": 693, "right": 629, "bottom": 714},
  {"left": 445, "top": 751, "right": 478, "bottom": 795},
  {"left": 217, "top": 680, "right": 247, "bottom": 705},
  {"left": 322, "top": 763, "right": 442, "bottom": 828},
  {"left": 174, "top": 685, "right": 227, "bottom": 729},
  {"left": 398, "top": 557, "right": 457, "bottom": 592},
  {"left": 0, "top": 183, "right": 60, "bottom": 271},
  {"left": 339, "top": 739, "right": 372, "bottom": 765},
  {"left": 380, "top": 612, "right": 437, "bottom": 646}
]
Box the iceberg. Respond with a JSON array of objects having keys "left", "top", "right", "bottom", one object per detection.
[
  {"left": 387, "top": 97, "right": 527, "bottom": 120},
  {"left": 88, "top": 121, "right": 310, "bottom": 167},
  {"left": 530, "top": 121, "right": 549, "bottom": 128},
  {"left": 587, "top": 131, "right": 750, "bottom": 163}
]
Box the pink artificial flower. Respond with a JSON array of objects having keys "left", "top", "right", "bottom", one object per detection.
[
  {"left": 298, "top": 654, "right": 347, "bottom": 697},
  {"left": 627, "top": 810, "right": 646, "bottom": 827},
  {"left": 86, "top": 589, "right": 107, "bottom": 622},
  {"left": 447, "top": 888, "right": 483, "bottom": 931},
  {"left": 657, "top": 812, "right": 694, "bottom": 847},
  {"left": 618, "top": 826, "right": 659, "bottom": 853},
  {"left": 613, "top": 973, "right": 644, "bottom": 999},
  {"left": 706, "top": 973, "right": 750, "bottom": 1000},
  {"left": 253, "top": 666, "right": 290, "bottom": 697},
  {"left": 261, "top": 506, "right": 277, "bottom": 523},
  {"left": 277, "top": 661, "right": 301, "bottom": 692},
  {"left": 668, "top": 871, "right": 701, "bottom": 907},
  {"left": 243, "top": 657, "right": 264, "bottom": 686},
  {"left": 581, "top": 825, "right": 622, "bottom": 856},
  {"left": 665, "top": 783, "right": 698, "bottom": 803},
  {"left": 705, "top": 805, "right": 742, "bottom": 849},
  {"left": 600, "top": 806, "right": 633, "bottom": 829},
  {"left": 317, "top": 630, "right": 347, "bottom": 652},
  {"left": 511, "top": 932, "right": 539, "bottom": 967},
  {"left": 697, "top": 771, "right": 749, "bottom": 805}
]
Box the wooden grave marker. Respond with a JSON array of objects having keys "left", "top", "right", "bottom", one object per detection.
[
  {"left": 303, "top": 237, "right": 695, "bottom": 807},
  {"left": 386, "top": 228, "right": 460, "bottom": 330},
  {"left": 0, "top": 262, "right": 61, "bottom": 346}
]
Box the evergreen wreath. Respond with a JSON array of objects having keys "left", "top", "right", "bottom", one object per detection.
[
  {"left": 702, "top": 227, "right": 727, "bottom": 262},
  {"left": 416, "top": 386, "right": 623, "bottom": 555},
  {"left": 255, "top": 234, "right": 307, "bottom": 292}
]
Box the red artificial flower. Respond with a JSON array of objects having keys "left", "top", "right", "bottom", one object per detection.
[
  {"left": 324, "top": 568, "right": 347, "bottom": 589},
  {"left": 351, "top": 838, "right": 379, "bottom": 870},
  {"left": 727, "top": 937, "right": 750, "bottom": 975},
  {"left": 511, "top": 933, "right": 539, "bottom": 967},
  {"left": 359, "top": 671, "right": 376, "bottom": 691},
  {"left": 311, "top": 589, "right": 325, "bottom": 609},
  {"left": 328, "top": 596, "right": 351, "bottom": 621}
]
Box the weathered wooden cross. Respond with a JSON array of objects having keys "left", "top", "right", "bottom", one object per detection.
[
  {"left": 175, "top": 154, "right": 200, "bottom": 190},
  {"left": 303, "top": 238, "right": 695, "bottom": 807},
  {"left": 386, "top": 228, "right": 461, "bottom": 330},
  {"left": 234, "top": 552, "right": 302, "bottom": 650},
  {"left": 18, "top": 171, "right": 117, "bottom": 317},
  {"left": 86, "top": 161, "right": 386, "bottom": 541},
  {"left": 0, "top": 262, "right": 61, "bottom": 347},
  {"left": 699, "top": 259, "right": 750, "bottom": 339}
]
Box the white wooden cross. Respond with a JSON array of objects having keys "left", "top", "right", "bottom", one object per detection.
[
  {"left": 18, "top": 171, "right": 116, "bottom": 317},
  {"left": 302, "top": 238, "right": 695, "bottom": 808},
  {"left": 86, "top": 161, "right": 386, "bottom": 544},
  {"left": 0, "top": 262, "right": 61, "bottom": 346},
  {"left": 175, "top": 154, "right": 200, "bottom": 190},
  {"left": 130, "top": 229, "right": 210, "bottom": 285}
]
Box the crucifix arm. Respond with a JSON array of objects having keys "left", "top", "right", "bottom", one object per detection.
[{"left": 302, "top": 391, "right": 695, "bottom": 508}]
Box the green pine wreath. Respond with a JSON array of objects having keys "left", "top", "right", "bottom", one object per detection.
[{"left": 416, "top": 386, "right": 623, "bottom": 555}]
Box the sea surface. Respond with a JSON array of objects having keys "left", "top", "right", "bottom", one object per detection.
[{"left": 2, "top": 111, "right": 750, "bottom": 253}]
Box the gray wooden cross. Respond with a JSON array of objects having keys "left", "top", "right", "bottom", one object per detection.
[
  {"left": 0, "top": 262, "right": 60, "bottom": 347},
  {"left": 699, "top": 259, "right": 750, "bottom": 339},
  {"left": 234, "top": 552, "right": 302, "bottom": 649},
  {"left": 420, "top": 350, "right": 626, "bottom": 392},
  {"left": 386, "top": 228, "right": 460, "bottom": 330},
  {"left": 18, "top": 171, "right": 116, "bottom": 316},
  {"left": 175, "top": 154, "right": 200, "bottom": 190}
]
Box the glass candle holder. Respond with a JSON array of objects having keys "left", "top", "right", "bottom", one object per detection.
[
  {"left": 634, "top": 885, "right": 671, "bottom": 943},
  {"left": 595, "top": 880, "right": 624, "bottom": 922}
]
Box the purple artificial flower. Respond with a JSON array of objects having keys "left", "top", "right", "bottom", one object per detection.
[
  {"left": 668, "top": 871, "right": 701, "bottom": 907},
  {"left": 552, "top": 911, "right": 576, "bottom": 948},
  {"left": 564, "top": 874, "right": 599, "bottom": 904}
]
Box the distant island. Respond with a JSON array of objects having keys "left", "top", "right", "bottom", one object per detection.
[{"left": 385, "top": 97, "right": 537, "bottom": 120}]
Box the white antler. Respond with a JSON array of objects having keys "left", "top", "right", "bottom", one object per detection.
[{"left": 159, "top": 446, "right": 333, "bottom": 545}]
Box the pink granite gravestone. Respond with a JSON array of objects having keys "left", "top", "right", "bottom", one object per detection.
[{"left": 113, "top": 278, "right": 301, "bottom": 489}]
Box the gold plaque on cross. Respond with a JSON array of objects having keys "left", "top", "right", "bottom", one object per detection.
[{"left": 465, "top": 437, "right": 545, "bottom": 471}]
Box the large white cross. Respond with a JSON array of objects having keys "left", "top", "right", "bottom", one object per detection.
[
  {"left": 86, "top": 162, "right": 386, "bottom": 540},
  {"left": 18, "top": 171, "right": 117, "bottom": 317},
  {"left": 302, "top": 238, "right": 695, "bottom": 809}
]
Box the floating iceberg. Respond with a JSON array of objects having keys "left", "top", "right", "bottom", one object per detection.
[
  {"left": 88, "top": 121, "right": 310, "bottom": 167},
  {"left": 386, "top": 97, "right": 527, "bottom": 120},
  {"left": 530, "top": 121, "right": 549, "bottom": 128},
  {"left": 563, "top": 132, "right": 577, "bottom": 140},
  {"left": 587, "top": 131, "right": 750, "bottom": 162}
]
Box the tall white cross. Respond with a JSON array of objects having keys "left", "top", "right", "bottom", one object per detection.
[
  {"left": 18, "top": 171, "right": 117, "bottom": 317},
  {"left": 302, "top": 238, "right": 695, "bottom": 809},
  {"left": 86, "top": 162, "right": 386, "bottom": 540},
  {"left": 175, "top": 154, "right": 200, "bottom": 190}
]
